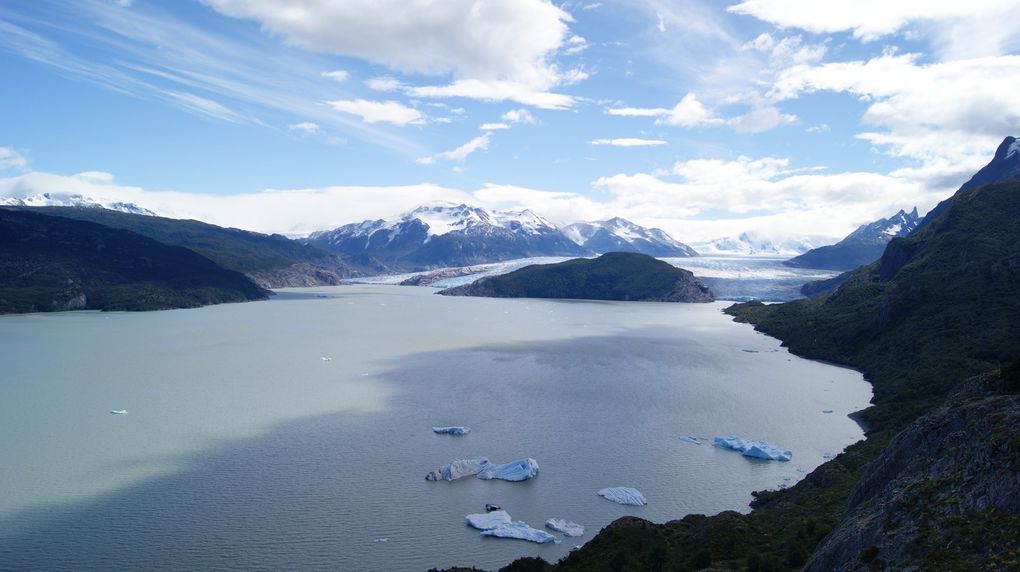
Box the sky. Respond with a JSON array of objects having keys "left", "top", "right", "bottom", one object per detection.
[{"left": 1, "top": 0, "right": 1019, "bottom": 242}]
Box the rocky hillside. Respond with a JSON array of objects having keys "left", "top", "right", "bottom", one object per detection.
[
  {"left": 438, "top": 252, "right": 714, "bottom": 302},
  {"left": 0, "top": 209, "right": 268, "bottom": 313}
]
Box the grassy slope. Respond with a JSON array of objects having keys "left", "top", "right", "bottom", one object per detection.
[
  {"left": 0, "top": 209, "right": 268, "bottom": 312},
  {"left": 447, "top": 181, "right": 1020, "bottom": 571}
]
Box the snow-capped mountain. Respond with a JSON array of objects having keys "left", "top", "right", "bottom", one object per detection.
[
  {"left": 307, "top": 202, "right": 588, "bottom": 269},
  {"left": 562, "top": 217, "right": 697, "bottom": 257},
  {"left": 784, "top": 207, "right": 920, "bottom": 271},
  {"left": 0, "top": 192, "right": 155, "bottom": 216},
  {"left": 692, "top": 232, "right": 823, "bottom": 256}
]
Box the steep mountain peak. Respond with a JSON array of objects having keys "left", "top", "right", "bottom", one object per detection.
[
  {"left": 918, "top": 135, "right": 1020, "bottom": 229},
  {"left": 562, "top": 218, "right": 697, "bottom": 257},
  {"left": 994, "top": 135, "right": 1018, "bottom": 160}
]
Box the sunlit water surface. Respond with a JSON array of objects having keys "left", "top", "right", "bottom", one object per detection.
[{"left": 0, "top": 285, "right": 870, "bottom": 571}]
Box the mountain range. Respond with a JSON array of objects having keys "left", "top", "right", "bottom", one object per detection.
[
  {"left": 784, "top": 207, "right": 920, "bottom": 271},
  {"left": 691, "top": 232, "right": 823, "bottom": 256},
  {"left": 307, "top": 202, "right": 697, "bottom": 269}
]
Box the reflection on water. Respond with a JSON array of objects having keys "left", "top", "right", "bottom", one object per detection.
[{"left": 0, "top": 286, "right": 870, "bottom": 571}]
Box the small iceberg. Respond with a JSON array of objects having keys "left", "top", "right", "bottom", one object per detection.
[
  {"left": 109, "top": 410, "right": 128, "bottom": 415},
  {"left": 545, "top": 518, "right": 584, "bottom": 537},
  {"left": 432, "top": 426, "right": 470, "bottom": 435},
  {"left": 466, "top": 510, "right": 513, "bottom": 530},
  {"left": 426, "top": 457, "right": 490, "bottom": 481},
  {"left": 597, "top": 487, "right": 647, "bottom": 506},
  {"left": 481, "top": 522, "right": 559, "bottom": 544},
  {"left": 373, "top": 538, "right": 388, "bottom": 543},
  {"left": 822, "top": 410, "right": 833, "bottom": 414},
  {"left": 680, "top": 435, "right": 701, "bottom": 445},
  {"left": 713, "top": 436, "right": 792, "bottom": 462},
  {"left": 477, "top": 458, "right": 539, "bottom": 482},
  {"left": 321, "top": 357, "right": 332, "bottom": 361},
  {"left": 741, "top": 348, "right": 760, "bottom": 353}
]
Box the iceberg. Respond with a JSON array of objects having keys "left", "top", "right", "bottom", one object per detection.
[
  {"left": 476, "top": 458, "right": 539, "bottom": 482},
  {"left": 713, "top": 436, "right": 792, "bottom": 462},
  {"left": 466, "top": 510, "right": 513, "bottom": 530},
  {"left": 109, "top": 410, "right": 128, "bottom": 415},
  {"left": 680, "top": 435, "right": 701, "bottom": 445},
  {"left": 545, "top": 518, "right": 584, "bottom": 537},
  {"left": 432, "top": 426, "right": 470, "bottom": 435},
  {"left": 597, "top": 487, "right": 647, "bottom": 506},
  {"left": 321, "top": 357, "right": 332, "bottom": 361},
  {"left": 481, "top": 522, "right": 559, "bottom": 544},
  {"left": 425, "top": 457, "right": 491, "bottom": 481}
]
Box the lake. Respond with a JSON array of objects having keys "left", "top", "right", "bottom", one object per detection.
[{"left": 0, "top": 285, "right": 870, "bottom": 571}]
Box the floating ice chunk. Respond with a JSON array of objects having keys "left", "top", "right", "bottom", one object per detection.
[
  {"left": 477, "top": 458, "right": 539, "bottom": 482},
  {"left": 545, "top": 518, "right": 584, "bottom": 537},
  {"left": 741, "top": 348, "right": 760, "bottom": 353},
  {"left": 466, "top": 510, "right": 513, "bottom": 530},
  {"left": 321, "top": 357, "right": 332, "bottom": 361},
  {"left": 373, "top": 538, "right": 388, "bottom": 543},
  {"left": 822, "top": 452, "right": 836, "bottom": 459},
  {"left": 109, "top": 410, "right": 128, "bottom": 415},
  {"left": 432, "top": 426, "right": 470, "bottom": 435},
  {"left": 425, "top": 457, "right": 491, "bottom": 481},
  {"left": 713, "top": 436, "right": 791, "bottom": 461},
  {"left": 713, "top": 436, "right": 752, "bottom": 451},
  {"left": 597, "top": 487, "right": 647, "bottom": 506},
  {"left": 481, "top": 522, "right": 559, "bottom": 544},
  {"left": 680, "top": 435, "right": 701, "bottom": 445},
  {"left": 822, "top": 410, "right": 833, "bottom": 413}
]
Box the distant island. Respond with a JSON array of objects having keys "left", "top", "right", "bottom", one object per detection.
[{"left": 437, "top": 252, "right": 714, "bottom": 303}]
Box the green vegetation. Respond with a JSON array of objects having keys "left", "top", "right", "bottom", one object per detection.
[
  {"left": 438, "top": 252, "right": 714, "bottom": 302},
  {"left": 0, "top": 209, "right": 268, "bottom": 313}
]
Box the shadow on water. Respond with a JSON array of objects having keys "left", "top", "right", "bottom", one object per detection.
[{"left": 0, "top": 326, "right": 864, "bottom": 571}]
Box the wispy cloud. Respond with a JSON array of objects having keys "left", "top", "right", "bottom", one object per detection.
[
  {"left": 0, "top": 147, "right": 29, "bottom": 172},
  {"left": 326, "top": 99, "right": 426, "bottom": 126},
  {"left": 417, "top": 134, "right": 492, "bottom": 164},
  {"left": 591, "top": 138, "right": 667, "bottom": 147}
]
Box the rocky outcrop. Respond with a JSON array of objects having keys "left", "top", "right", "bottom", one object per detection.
[{"left": 806, "top": 376, "right": 1020, "bottom": 571}]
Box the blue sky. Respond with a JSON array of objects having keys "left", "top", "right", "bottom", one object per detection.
[{"left": 2, "top": 0, "right": 1019, "bottom": 241}]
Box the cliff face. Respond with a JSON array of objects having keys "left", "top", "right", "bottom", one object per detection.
[{"left": 806, "top": 376, "right": 1020, "bottom": 571}]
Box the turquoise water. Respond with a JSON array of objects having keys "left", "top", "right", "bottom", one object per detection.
[{"left": 0, "top": 286, "right": 870, "bottom": 571}]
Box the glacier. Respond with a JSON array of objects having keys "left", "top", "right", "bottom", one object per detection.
[
  {"left": 481, "top": 522, "right": 559, "bottom": 544},
  {"left": 476, "top": 458, "right": 539, "bottom": 482},
  {"left": 545, "top": 518, "right": 584, "bottom": 537},
  {"left": 432, "top": 426, "right": 470, "bottom": 435},
  {"left": 465, "top": 510, "right": 513, "bottom": 530},
  {"left": 425, "top": 457, "right": 491, "bottom": 481},
  {"left": 713, "top": 435, "right": 792, "bottom": 462},
  {"left": 597, "top": 487, "right": 647, "bottom": 506}
]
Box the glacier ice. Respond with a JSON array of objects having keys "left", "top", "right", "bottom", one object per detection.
[
  {"left": 432, "top": 426, "right": 470, "bottom": 435},
  {"left": 476, "top": 458, "right": 539, "bottom": 482},
  {"left": 466, "top": 510, "right": 513, "bottom": 530},
  {"left": 481, "top": 522, "right": 559, "bottom": 544},
  {"left": 425, "top": 457, "right": 491, "bottom": 481},
  {"left": 713, "top": 436, "right": 792, "bottom": 462},
  {"left": 597, "top": 487, "right": 647, "bottom": 506},
  {"left": 680, "top": 435, "right": 701, "bottom": 445},
  {"left": 545, "top": 518, "right": 584, "bottom": 537}
]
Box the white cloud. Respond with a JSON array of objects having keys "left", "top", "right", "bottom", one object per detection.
[
  {"left": 656, "top": 13, "right": 666, "bottom": 33},
  {"left": 417, "top": 134, "right": 492, "bottom": 165},
  {"left": 480, "top": 123, "right": 510, "bottom": 130},
  {"left": 590, "top": 138, "right": 667, "bottom": 147},
  {"left": 0, "top": 147, "right": 29, "bottom": 172},
  {"left": 728, "top": 106, "right": 796, "bottom": 133},
  {"left": 405, "top": 80, "right": 575, "bottom": 110},
  {"left": 728, "top": 0, "right": 1020, "bottom": 49},
  {"left": 326, "top": 99, "right": 425, "bottom": 126},
  {"left": 805, "top": 123, "right": 831, "bottom": 133},
  {"left": 564, "top": 35, "right": 588, "bottom": 55},
  {"left": 769, "top": 53, "right": 1020, "bottom": 179},
  {"left": 365, "top": 76, "right": 403, "bottom": 92},
  {"left": 502, "top": 108, "right": 537, "bottom": 124},
  {"left": 288, "top": 122, "right": 320, "bottom": 135},
  {"left": 607, "top": 93, "right": 725, "bottom": 128},
  {"left": 203, "top": 0, "right": 584, "bottom": 96},
  {"left": 320, "top": 70, "right": 348, "bottom": 82}
]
